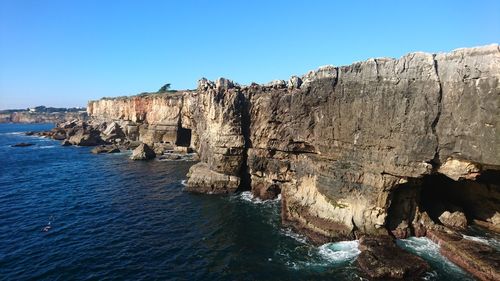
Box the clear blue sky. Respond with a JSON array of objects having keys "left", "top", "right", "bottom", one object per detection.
[{"left": 0, "top": 0, "right": 499, "bottom": 109}]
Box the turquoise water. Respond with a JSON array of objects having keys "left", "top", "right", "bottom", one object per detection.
[{"left": 0, "top": 124, "right": 476, "bottom": 280}]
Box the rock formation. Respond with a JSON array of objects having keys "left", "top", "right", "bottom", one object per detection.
[
  {"left": 83, "top": 44, "right": 499, "bottom": 241},
  {"left": 357, "top": 235, "right": 429, "bottom": 279},
  {"left": 33, "top": 44, "right": 500, "bottom": 279},
  {"left": 427, "top": 229, "right": 500, "bottom": 281},
  {"left": 0, "top": 107, "right": 88, "bottom": 123},
  {"left": 130, "top": 143, "right": 156, "bottom": 160}
]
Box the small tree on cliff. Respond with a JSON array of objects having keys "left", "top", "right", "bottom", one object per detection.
[{"left": 158, "top": 83, "right": 171, "bottom": 93}]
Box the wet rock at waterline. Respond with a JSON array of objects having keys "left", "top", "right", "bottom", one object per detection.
[
  {"left": 27, "top": 44, "right": 500, "bottom": 281},
  {"left": 11, "top": 142, "right": 34, "bottom": 147},
  {"left": 184, "top": 162, "right": 240, "bottom": 194},
  {"left": 83, "top": 45, "right": 500, "bottom": 244},
  {"left": 91, "top": 145, "right": 120, "bottom": 154},
  {"left": 130, "top": 143, "right": 156, "bottom": 160},
  {"left": 427, "top": 229, "right": 500, "bottom": 281},
  {"left": 357, "top": 236, "right": 430, "bottom": 279}
]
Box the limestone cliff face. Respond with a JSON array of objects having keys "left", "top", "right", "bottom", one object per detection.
[
  {"left": 88, "top": 93, "right": 193, "bottom": 146},
  {"left": 87, "top": 44, "right": 500, "bottom": 242},
  {"left": 0, "top": 111, "right": 88, "bottom": 123}
]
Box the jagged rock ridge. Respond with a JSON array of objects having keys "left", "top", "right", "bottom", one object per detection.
[{"left": 83, "top": 44, "right": 499, "bottom": 280}]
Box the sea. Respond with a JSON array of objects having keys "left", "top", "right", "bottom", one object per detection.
[{"left": 0, "top": 123, "right": 486, "bottom": 280}]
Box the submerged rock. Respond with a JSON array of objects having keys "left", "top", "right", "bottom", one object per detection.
[
  {"left": 357, "top": 236, "right": 430, "bottom": 279},
  {"left": 11, "top": 142, "right": 34, "bottom": 147},
  {"left": 91, "top": 145, "right": 120, "bottom": 154},
  {"left": 130, "top": 143, "right": 156, "bottom": 160}
]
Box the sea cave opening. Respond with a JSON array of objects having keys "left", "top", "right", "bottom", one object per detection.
[
  {"left": 387, "top": 170, "right": 500, "bottom": 237},
  {"left": 175, "top": 128, "right": 192, "bottom": 147}
]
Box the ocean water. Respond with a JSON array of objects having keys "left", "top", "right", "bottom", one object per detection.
[{"left": 0, "top": 124, "right": 476, "bottom": 280}]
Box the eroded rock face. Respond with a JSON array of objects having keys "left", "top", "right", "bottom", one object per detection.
[
  {"left": 184, "top": 162, "right": 240, "bottom": 194},
  {"left": 439, "top": 211, "right": 468, "bottom": 229},
  {"left": 55, "top": 44, "right": 500, "bottom": 280},
  {"left": 84, "top": 45, "right": 500, "bottom": 245},
  {"left": 87, "top": 93, "right": 191, "bottom": 147}
]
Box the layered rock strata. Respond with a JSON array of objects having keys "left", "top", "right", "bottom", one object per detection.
[
  {"left": 85, "top": 45, "right": 499, "bottom": 243},
  {"left": 0, "top": 110, "right": 87, "bottom": 123},
  {"left": 427, "top": 229, "right": 500, "bottom": 281},
  {"left": 73, "top": 44, "right": 499, "bottom": 279}
]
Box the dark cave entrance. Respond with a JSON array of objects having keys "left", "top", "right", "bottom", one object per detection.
[
  {"left": 175, "top": 128, "right": 192, "bottom": 147},
  {"left": 387, "top": 170, "right": 500, "bottom": 237}
]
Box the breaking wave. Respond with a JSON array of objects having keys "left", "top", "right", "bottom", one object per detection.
[
  {"left": 37, "top": 145, "right": 55, "bottom": 149},
  {"left": 318, "top": 240, "right": 361, "bottom": 262},
  {"left": 280, "top": 227, "right": 308, "bottom": 244},
  {"left": 238, "top": 191, "right": 281, "bottom": 204},
  {"left": 462, "top": 234, "right": 500, "bottom": 250},
  {"left": 397, "top": 237, "right": 474, "bottom": 280}
]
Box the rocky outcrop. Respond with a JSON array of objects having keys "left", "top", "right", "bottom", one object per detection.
[
  {"left": 0, "top": 108, "right": 87, "bottom": 124},
  {"left": 45, "top": 44, "right": 498, "bottom": 280},
  {"left": 87, "top": 93, "right": 190, "bottom": 147},
  {"left": 427, "top": 229, "right": 500, "bottom": 281},
  {"left": 84, "top": 45, "right": 499, "bottom": 246},
  {"left": 11, "top": 143, "right": 34, "bottom": 147},
  {"left": 357, "top": 236, "right": 429, "bottom": 279},
  {"left": 68, "top": 127, "right": 104, "bottom": 146},
  {"left": 91, "top": 145, "right": 120, "bottom": 154},
  {"left": 438, "top": 211, "right": 467, "bottom": 229},
  {"left": 184, "top": 162, "right": 240, "bottom": 194},
  {"left": 185, "top": 78, "right": 247, "bottom": 192},
  {"left": 130, "top": 143, "right": 156, "bottom": 160}
]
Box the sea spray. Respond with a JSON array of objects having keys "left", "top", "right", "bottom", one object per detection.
[{"left": 397, "top": 237, "right": 474, "bottom": 280}]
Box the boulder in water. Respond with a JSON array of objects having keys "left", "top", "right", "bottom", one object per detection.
[
  {"left": 130, "top": 143, "right": 156, "bottom": 160},
  {"left": 11, "top": 142, "right": 34, "bottom": 147},
  {"left": 68, "top": 128, "right": 104, "bottom": 146},
  {"left": 91, "top": 145, "right": 120, "bottom": 154},
  {"left": 357, "top": 235, "right": 429, "bottom": 279}
]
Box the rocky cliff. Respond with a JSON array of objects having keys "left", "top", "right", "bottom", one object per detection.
[
  {"left": 86, "top": 45, "right": 499, "bottom": 246},
  {"left": 0, "top": 109, "right": 88, "bottom": 123}
]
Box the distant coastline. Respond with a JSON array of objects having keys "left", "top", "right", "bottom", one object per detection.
[{"left": 0, "top": 106, "right": 87, "bottom": 124}]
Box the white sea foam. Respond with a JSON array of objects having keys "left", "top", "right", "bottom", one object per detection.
[
  {"left": 281, "top": 239, "right": 360, "bottom": 271},
  {"left": 462, "top": 234, "right": 489, "bottom": 244},
  {"left": 157, "top": 153, "right": 198, "bottom": 162},
  {"left": 462, "top": 234, "right": 500, "bottom": 250},
  {"left": 0, "top": 132, "right": 23, "bottom": 135},
  {"left": 397, "top": 237, "right": 454, "bottom": 266},
  {"left": 281, "top": 228, "right": 308, "bottom": 244},
  {"left": 318, "top": 240, "right": 360, "bottom": 263},
  {"left": 397, "top": 237, "right": 473, "bottom": 279},
  {"left": 238, "top": 191, "right": 281, "bottom": 204},
  {"left": 37, "top": 145, "right": 55, "bottom": 149},
  {"left": 180, "top": 180, "right": 188, "bottom": 187}
]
